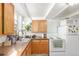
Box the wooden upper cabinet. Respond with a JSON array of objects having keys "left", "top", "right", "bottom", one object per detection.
[
  {"left": 0, "top": 3, "right": 14, "bottom": 35},
  {"left": 32, "top": 20, "right": 39, "bottom": 32},
  {"left": 0, "top": 4, "right": 2, "bottom": 34},
  {"left": 32, "top": 20, "right": 47, "bottom": 33},
  {"left": 4, "top": 4, "right": 14, "bottom": 34},
  {"left": 39, "top": 20, "right": 47, "bottom": 32}
]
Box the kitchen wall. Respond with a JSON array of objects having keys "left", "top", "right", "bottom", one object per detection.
[
  {"left": 57, "top": 19, "right": 67, "bottom": 39},
  {"left": 47, "top": 19, "right": 60, "bottom": 38},
  {"left": 47, "top": 18, "right": 66, "bottom": 39}
]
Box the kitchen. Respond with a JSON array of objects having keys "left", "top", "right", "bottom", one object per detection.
[{"left": 0, "top": 3, "right": 79, "bottom": 56}]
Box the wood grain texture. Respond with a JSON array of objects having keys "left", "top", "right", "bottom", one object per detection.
[
  {"left": 31, "top": 39, "right": 40, "bottom": 54},
  {"left": 21, "top": 41, "right": 32, "bottom": 56},
  {"left": 40, "top": 39, "right": 48, "bottom": 54},
  {"left": 32, "top": 20, "right": 39, "bottom": 33},
  {"left": 31, "top": 39, "right": 48, "bottom": 54},
  {"left": 39, "top": 20, "right": 47, "bottom": 33},
  {"left": 4, "top": 3, "right": 14, "bottom": 34},
  {"left": 0, "top": 4, "right": 2, "bottom": 34},
  {"left": 26, "top": 41, "right": 31, "bottom": 56},
  {"left": 32, "top": 20, "right": 47, "bottom": 33}
]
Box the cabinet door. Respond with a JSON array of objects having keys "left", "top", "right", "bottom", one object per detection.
[
  {"left": 31, "top": 39, "right": 40, "bottom": 54},
  {"left": 40, "top": 39, "right": 48, "bottom": 54},
  {"left": 0, "top": 4, "right": 2, "bottom": 34},
  {"left": 4, "top": 4, "right": 14, "bottom": 34},
  {"left": 22, "top": 50, "right": 27, "bottom": 56},
  {"left": 27, "top": 45, "right": 31, "bottom": 56},
  {"left": 32, "top": 20, "right": 39, "bottom": 32},
  {"left": 39, "top": 20, "right": 47, "bottom": 32},
  {"left": 26, "top": 42, "right": 31, "bottom": 56},
  {"left": 21, "top": 42, "right": 31, "bottom": 56}
]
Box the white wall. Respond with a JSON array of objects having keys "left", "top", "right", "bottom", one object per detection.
[
  {"left": 47, "top": 19, "right": 67, "bottom": 39},
  {"left": 47, "top": 19, "right": 60, "bottom": 38},
  {"left": 58, "top": 20, "right": 67, "bottom": 39}
]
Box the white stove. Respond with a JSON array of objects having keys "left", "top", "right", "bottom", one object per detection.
[{"left": 49, "top": 37, "right": 65, "bottom": 56}]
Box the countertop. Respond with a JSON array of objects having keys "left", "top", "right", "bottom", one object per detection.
[
  {"left": 0, "top": 38, "right": 48, "bottom": 56},
  {"left": 0, "top": 39, "right": 31, "bottom": 56}
]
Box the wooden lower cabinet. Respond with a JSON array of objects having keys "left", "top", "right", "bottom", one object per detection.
[
  {"left": 26, "top": 41, "right": 31, "bottom": 56},
  {"left": 21, "top": 39, "right": 48, "bottom": 56},
  {"left": 40, "top": 40, "right": 48, "bottom": 54},
  {"left": 31, "top": 39, "right": 40, "bottom": 54},
  {"left": 21, "top": 50, "right": 27, "bottom": 56},
  {"left": 31, "top": 39, "right": 48, "bottom": 55},
  {"left": 21, "top": 41, "right": 31, "bottom": 56}
]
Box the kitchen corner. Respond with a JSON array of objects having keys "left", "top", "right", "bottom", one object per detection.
[
  {"left": 0, "top": 36, "right": 31, "bottom": 56},
  {"left": 0, "top": 33, "right": 49, "bottom": 56}
]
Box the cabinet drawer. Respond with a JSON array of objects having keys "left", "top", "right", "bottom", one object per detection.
[
  {"left": 32, "top": 39, "right": 40, "bottom": 42},
  {"left": 40, "top": 40, "right": 48, "bottom": 42},
  {"left": 40, "top": 40, "right": 48, "bottom": 44}
]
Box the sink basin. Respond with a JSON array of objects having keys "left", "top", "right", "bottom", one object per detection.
[{"left": 21, "top": 38, "right": 30, "bottom": 42}]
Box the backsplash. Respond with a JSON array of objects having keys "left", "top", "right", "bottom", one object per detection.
[{"left": 30, "top": 33, "right": 47, "bottom": 38}]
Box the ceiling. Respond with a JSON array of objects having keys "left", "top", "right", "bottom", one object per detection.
[
  {"left": 55, "top": 3, "right": 79, "bottom": 18},
  {"left": 26, "top": 3, "right": 52, "bottom": 18},
  {"left": 14, "top": 3, "right": 79, "bottom": 19}
]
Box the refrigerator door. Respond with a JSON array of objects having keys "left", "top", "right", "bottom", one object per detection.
[{"left": 66, "top": 36, "right": 79, "bottom": 56}]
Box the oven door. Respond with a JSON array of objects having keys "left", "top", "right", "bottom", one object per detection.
[{"left": 50, "top": 39, "right": 65, "bottom": 52}]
